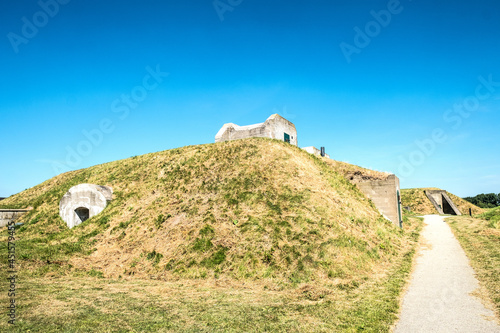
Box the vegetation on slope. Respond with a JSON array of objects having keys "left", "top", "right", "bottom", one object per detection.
[
  {"left": 479, "top": 206, "right": 500, "bottom": 228},
  {"left": 0, "top": 216, "right": 422, "bottom": 332},
  {"left": 400, "top": 188, "right": 440, "bottom": 215},
  {"left": 447, "top": 213, "right": 500, "bottom": 318},
  {"left": 0, "top": 138, "right": 412, "bottom": 286},
  {"left": 401, "top": 188, "right": 483, "bottom": 216},
  {"left": 0, "top": 138, "right": 424, "bottom": 331},
  {"left": 323, "top": 159, "right": 389, "bottom": 183},
  {"left": 447, "top": 192, "right": 485, "bottom": 216}
]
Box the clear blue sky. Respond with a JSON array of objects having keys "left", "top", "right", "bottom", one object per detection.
[{"left": 1, "top": 0, "right": 499, "bottom": 198}]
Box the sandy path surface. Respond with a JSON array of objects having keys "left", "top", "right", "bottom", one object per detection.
[{"left": 394, "top": 215, "right": 499, "bottom": 333}]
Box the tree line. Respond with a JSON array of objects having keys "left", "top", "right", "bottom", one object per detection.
[{"left": 463, "top": 193, "right": 500, "bottom": 208}]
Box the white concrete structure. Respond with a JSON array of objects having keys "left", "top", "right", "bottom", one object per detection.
[
  {"left": 59, "top": 184, "right": 113, "bottom": 229},
  {"left": 302, "top": 146, "right": 330, "bottom": 159},
  {"left": 215, "top": 114, "right": 298, "bottom": 146},
  {"left": 0, "top": 209, "right": 29, "bottom": 228}
]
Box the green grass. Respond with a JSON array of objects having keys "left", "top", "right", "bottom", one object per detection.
[
  {"left": 447, "top": 214, "right": 500, "bottom": 317},
  {"left": 0, "top": 217, "right": 421, "bottom": 332},
  {"left": 0, "top": 138, "right": 411, "bottom": 285},
  {"left": 0, "top": 138, "right": 425, "bottom": 330},
  {"left": 478, "top": 206, "right": 500, "bottom": 228}
]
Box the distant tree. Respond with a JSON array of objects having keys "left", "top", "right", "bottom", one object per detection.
[
  {"left": 463, "top": 196, "right": 475, "bottom": 205},
  {"left": 463, "top": 193, "right": 499, "bottom": 208}
]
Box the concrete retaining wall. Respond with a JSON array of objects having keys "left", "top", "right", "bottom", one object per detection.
[
  {"left": 215, "top": 114, "right": 298, "bottom": 146},
  {"left": 356, "top": 174, "right": 402, "bottom": 227},
  {"left": 0, "top": 209, "right": 29, "bottom": 227}
]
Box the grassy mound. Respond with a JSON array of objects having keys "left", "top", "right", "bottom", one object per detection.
[
  {"left": 401, "top": 188, "right": 483, "bottom": 216},
  {"left": 479, "top": 206, "right": 500, "bottom": 228},
  {"left": 323, "top": 159, "right": 389, "bottom": 183},
  {"left": 1, "top": 138, "right": 410, "bottom": 287}
]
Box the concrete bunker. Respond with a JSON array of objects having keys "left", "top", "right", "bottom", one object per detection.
[
  {"left": 356, "top": 174, "right": 403, "bottom": 227},
  {"left": 0, "top": 209, "right": 29, "bottom": 228},
  {"left": 302, "top": 146, "right": 330, "bottom": 159},
  {"left": 425, "top": 190, "right": 461, "bottom": 215},
  {"left": 215, "top": 114, "right": 298, "bottom": 146},
  {"left": 59, "top": 184, "right": 113, "bottom": 229}
]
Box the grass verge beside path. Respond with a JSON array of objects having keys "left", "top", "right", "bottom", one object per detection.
[
  {"left": 0, "top": 217, "right": 422, "bottom": 332},
  {"left": 447, "top": 214, "right": 500, "bottom": 318}
]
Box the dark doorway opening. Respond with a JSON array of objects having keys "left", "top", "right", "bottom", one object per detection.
[
  {"left": 284, "top": 133, "right": 290, "bottom": 143},
  {"left": 75, "top": 207, "right": 90, "bottom": 222},
  {"left": 442, "top": 196, "right": 457, "bottom": 215}
]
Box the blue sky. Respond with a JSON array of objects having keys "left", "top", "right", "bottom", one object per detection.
[{"left": 1, "top": 0, "right": 499, "bottom": 198}]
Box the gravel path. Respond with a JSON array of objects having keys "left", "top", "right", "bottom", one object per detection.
[{"left": 394, "top": 215, "right": 500, "bottom": 333}]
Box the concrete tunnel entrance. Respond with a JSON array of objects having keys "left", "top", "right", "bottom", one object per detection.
[
  {"left": 60, "top": 184, "right": 113, "bottom": 228},
  {"left": 424, "top": 190, "right": 461, "bottom": 216},
  {"left": 442, "top": 197, "right": 457, "bottom": 215},
  {"left": 75, "top": 207, "right": 90, "bottom": 223}
]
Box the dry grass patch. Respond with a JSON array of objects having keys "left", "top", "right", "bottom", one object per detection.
[
  {"left": 324, "top": 159, "right": 389, "bottom": 183},
  {"left": 0, "top": 215, "right": 421, "bottom": 332},
  {"left": 446, "top": 215, "right": 500, "bottom": 319},
  {"left": 0, "top": 138, "right": 424, "bottom": 331},
  {"left": 1, "top": 138, "right": 407, "bottom": 286}
]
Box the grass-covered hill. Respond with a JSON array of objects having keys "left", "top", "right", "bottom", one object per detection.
[
  {"left": 479, "top": 206, "right": 500, "bottom": 228},
  {"left": 401, "top": 188, "right": 484, "bottom": 216},
  {"left": 1, "top": 138, "right": 415, "bottom": 287},
  {"left": 324, "top": 159, "right": 390, "bottom": 183}
]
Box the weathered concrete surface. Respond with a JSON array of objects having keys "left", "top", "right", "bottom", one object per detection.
[
  {"left": 357, "top": 174, "right": 402, "bottom": 227},
  {"left": 59, "top": 184, "right": 112, "bottom": 229},
  {"left": 425, "top": 190, "right": 461, "bottom": 215},
  {"left": 302, "top": 146, "right": 330, "bottom": 159},
  {"left": 394, "top": 215, "right": 499, "bottom": 333},
  {"left": 0, "top": 209, "right": 29, "bottom": 227},
  {"left": 215, "top": 114, "right": 298, "bottom": 146}
]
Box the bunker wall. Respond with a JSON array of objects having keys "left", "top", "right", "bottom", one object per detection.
[
  {"left": 357, "top": 174, "right": 401, "bottom": 227},
  {"left": 0, "top": 210, "right": 28, "bottom": 227}
]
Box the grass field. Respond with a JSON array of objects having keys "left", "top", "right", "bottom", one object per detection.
[
  {"left": 447, "top": 209, "right": 500, "bottom": 318},
  {"left": 0, "top": 138, "right": 425, "bottom": 331},
  {"left": 0, "top": 217, "right": 421, "bottom": 332}
]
